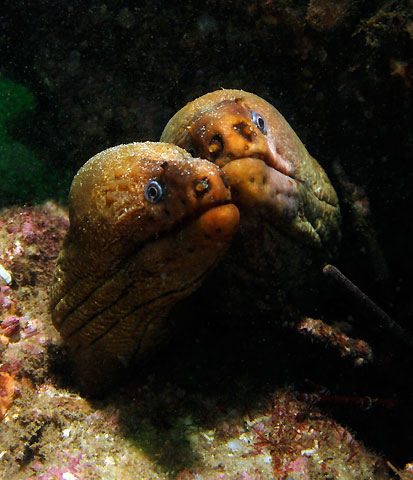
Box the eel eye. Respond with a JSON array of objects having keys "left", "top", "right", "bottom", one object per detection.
[
  {"left": 144, "top": 180, "right": 163, "bottom": 203},
  {"left": 252, "top": 111, "right": 266, "bottom": 134}
]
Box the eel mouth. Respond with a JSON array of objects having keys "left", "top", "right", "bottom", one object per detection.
[
  {"left": 222, "top": 157, "right": 300, "bottom": 221},
  {"left": 247, "top": 139, "right": 296, "bottom": 181},
  {"left": 85, "top": 203, "right": 240, "bottom": 354},
  {"left": 52, "top": 201, "right": 239, "bottom": 358},
  {"left": 52, "top": 201, "right": 240, "bottom": 339}
]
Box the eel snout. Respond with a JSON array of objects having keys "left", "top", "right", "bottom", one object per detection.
[
  {"left": 169, "top": 159, "right": 233, "bottom": 216},
  {"left": 189, "top": 102, "right": 281, "bottom": 171}
]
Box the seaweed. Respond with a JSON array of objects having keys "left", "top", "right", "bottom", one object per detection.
[{"left": 0, "top": 75, "right": 71, "bottom": 206}]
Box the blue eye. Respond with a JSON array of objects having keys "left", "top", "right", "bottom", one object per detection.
[
  {"left": 252, "top": 111, "right": 266, "bottom": 134},
  {"left": 144, "top": 180, "right": 163, "bottom": 203}
]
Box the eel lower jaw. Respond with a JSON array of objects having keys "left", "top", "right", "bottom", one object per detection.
[
  {"left": 222, "top": 157, "right": 300, "bottom": 221},
  {"left": 194, "top": 203, "right": 240, "bottom": 243}
]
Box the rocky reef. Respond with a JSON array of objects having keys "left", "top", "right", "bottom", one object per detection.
[
  {"left": 0, "top": 0, "right": 413, "bottom": 478},
  {"left": 0, "top": 202, "right": 399, "bottom": 480}
]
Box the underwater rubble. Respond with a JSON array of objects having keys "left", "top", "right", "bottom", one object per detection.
[{"left": 0, "top": 201, "right": 406, "bottom": 480}]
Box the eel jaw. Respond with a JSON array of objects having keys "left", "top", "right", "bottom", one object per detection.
[{"left": 222, "top": 158, "right": 300, "bottom": 222}]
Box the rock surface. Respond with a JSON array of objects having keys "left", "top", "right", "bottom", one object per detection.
[{"left": 0, "top": 201, "right": 399, "bottom": 480}]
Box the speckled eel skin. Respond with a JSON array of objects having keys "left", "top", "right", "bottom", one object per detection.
[
  {"left": 50, "top": 142, "right": 239, "bottom": 393},
  {"left": 161, "top": 90, "right": 341, "bottom": 313}
]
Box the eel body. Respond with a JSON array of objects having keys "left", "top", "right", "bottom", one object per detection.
[
  {"left": 161, "top": 90, "right": 341, "bottom": 312},
  {"left": 50, "top": 141, "right": 239, "bottom": 393}
]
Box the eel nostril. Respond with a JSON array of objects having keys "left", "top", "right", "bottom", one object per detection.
[
  {"left": 208, "top": 134, "right": 224, "bottom": 157},
  {"left": 194, "top": 177, "right": 210, "bottom": 197},
  {"left": 234, "top": 121, "right": 255, "bottom": 142}
]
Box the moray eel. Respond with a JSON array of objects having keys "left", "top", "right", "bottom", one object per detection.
[
  {"left": 50, "top": 142, "right": 239, "bottom": 394},
  {"left": 161, "top": 89, "right": 341, "bottom": 312}
]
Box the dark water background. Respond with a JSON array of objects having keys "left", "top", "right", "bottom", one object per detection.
[{"left": 1, "top": 0, "right": 412, "bottom": 468}]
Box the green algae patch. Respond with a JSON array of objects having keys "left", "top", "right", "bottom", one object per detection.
[{"left": 0, "top": 75, "right": 70, "bottom": 205}]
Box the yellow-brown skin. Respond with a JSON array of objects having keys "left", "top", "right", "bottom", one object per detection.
[
  {"left": 161, "top": 89, "right": 340, "bottom": 249},
  {"left": 50, "top": 142, "right": 239, "bottom": 394},
  {"left": 161, "top": 90, "right": 341, "bottom": 312}
]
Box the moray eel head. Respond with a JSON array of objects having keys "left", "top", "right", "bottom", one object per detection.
[
  {"left": 50, "top": 142, "right": 239, "bottom": 394},
  {"left": 161, "top": 89, "right": 340, "bottom": 250}
]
